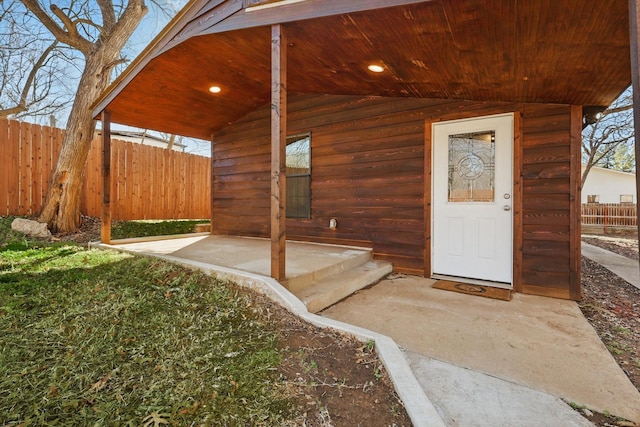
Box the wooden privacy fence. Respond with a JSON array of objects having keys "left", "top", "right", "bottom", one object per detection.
[
  {"left": 0, "top": 118, "right": 210, "bottom": 220},
  {"left": 581, "top": 203, "right": 637, "bottom": 227}
]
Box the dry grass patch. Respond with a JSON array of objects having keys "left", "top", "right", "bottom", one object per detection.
[{"left": 0, "top": 236, "right": 292, "bottom": 425}]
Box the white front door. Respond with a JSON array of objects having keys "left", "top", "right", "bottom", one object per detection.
[{"left": 432, "top": 114, "right": 513, "bottom": 286}]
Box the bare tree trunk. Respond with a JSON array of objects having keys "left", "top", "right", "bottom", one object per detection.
[
  {"left": 38, "top": 55, "right": 107, "bottom": 231},
  {"left": 36, "top": 0, "right": 147, "bottom": 232},
  {"left": 581, "top": 162, "right": 594, "bottom": 187}
]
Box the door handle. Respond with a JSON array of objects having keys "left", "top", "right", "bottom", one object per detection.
[{"left": 503, "top": 205, "right": 511, "bottom": 211}]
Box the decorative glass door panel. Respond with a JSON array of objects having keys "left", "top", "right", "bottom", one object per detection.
[{"left": 448, "top": 131, "right": 495, "bottom": 203}]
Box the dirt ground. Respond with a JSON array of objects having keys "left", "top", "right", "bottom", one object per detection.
[
  {"left": 270, "top": 300, "right": 411, "bottom": 426},
  {"left": 580, "top": 235, "right": 640, "bottom": 427},
  {"left": 56, "top": 218, "right": 640, "bottom": 426}
]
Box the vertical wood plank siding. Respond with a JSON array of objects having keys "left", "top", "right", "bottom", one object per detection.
[
  {"left": 0, "top": 119, "right": 210, "bottom": 221},
  {"left": 213, "top": 95, "right": 579, "bottom": 298}
]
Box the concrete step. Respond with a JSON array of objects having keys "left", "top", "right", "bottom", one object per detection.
[
  {"left": 296, "top": 260, "right": 393, "bottom": 313},
  {"left": 282, "top": 248, "right": 373, "bottom": 292},
  {"left": 194, "top": 223, "right": 211, "bottom": 233}
]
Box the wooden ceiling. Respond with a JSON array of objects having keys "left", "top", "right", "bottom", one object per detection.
[{"left": 99, "top": 0, "right": 631, "bottom": 140}]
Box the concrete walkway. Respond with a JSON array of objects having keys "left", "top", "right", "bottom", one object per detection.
[
  {"left": 582, "top": 241, "right": 640, "bottom": 291},
  {"left": 322, "top": 274, "right": 640, "bottom": 425},
  {"left": 406, "top": 351, "right": 593, "bottom": 427}
]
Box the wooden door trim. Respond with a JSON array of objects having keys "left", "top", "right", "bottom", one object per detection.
[
  {"left": 424, "top": 111, "right": 523, "bottom": 290},
  {"left": 512, "top": 110, "right": 524, "bottom": 293},
  {"left": 423, "top": 121, "right": 432, "bottom": 277}
]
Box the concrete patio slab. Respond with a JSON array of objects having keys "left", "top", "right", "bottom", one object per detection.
[
  {"left": 102, "top": 234, "right": 371, "bottom": 282},
  {"left": 322, "top": 274, "right": 640, "bottom": 423},
  {"left": 100, "top": 235, "right": 389, "bottom": 312}
]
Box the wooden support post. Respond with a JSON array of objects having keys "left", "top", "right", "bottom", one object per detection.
[
  {"left": 569, "top": 105, "right": 582, "bottom": 300},
  {"left": 630, "top": 0, "right": 640, "bottom": 270},
  {"left": 271, "top": 24, "right": 287, "bottom": 281},
  {"left": 210, "top": 134, "right": 215, "bottom": 235},
  {"left": 100, "top": 110, "right": 112, "bottom": 244}
]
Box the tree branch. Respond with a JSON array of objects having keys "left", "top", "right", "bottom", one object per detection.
[
  {"left": 19, "top": 0, "right": 92, "bottom": 54},
  {"left": 0, "top": 41, "right": 58, "bottom": 117},
  {"left": 101, "top": 57, "right": 127, "bottom": 75},
  {"left": 96, "top": 0, "right": 116, "bottom": 34},
  {"left": 50, "top": 4, "right": 79, "bottom": 36},
  {"left": 101, "top": 0, "right": 148, "bottom": 49},
  {"left": 604, "top": 104, "right": 633, "bottom": 115},
  {"left": 75, "top": 18, "right": 105, "bottom": 34}
]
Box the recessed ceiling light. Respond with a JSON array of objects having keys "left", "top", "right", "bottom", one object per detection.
[
  {"left": 368, "top": 64, "right": 385, "bottom": 73},
  {"left": 209, "top": 86, "right": 222, "bottom": 94}
]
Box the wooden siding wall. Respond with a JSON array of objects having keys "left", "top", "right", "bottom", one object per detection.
[
  {"left": 214, "top": 95, "right": 428, "bottom": 273},
  {"left": 0, "top": 118, "right": 211, "bottom": 221},
  {"left": 520, "top": 105, "right": 579, "bottom": 299},
  {"left": 213, "top": 95, "right": 579, "bottom": 297}
]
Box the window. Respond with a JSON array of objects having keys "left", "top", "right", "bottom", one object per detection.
[
  {"left": 620, "top": 194, "right": 634, "bottom": 204},
  {"left": 587, "top": 195, "right": 600, "bottom": 203},
  {"left": 286, "top": 133, "right": 311, "bottom": 218},
  {"left": 447, "top": 130, "right": 495, "bottom": 202}
]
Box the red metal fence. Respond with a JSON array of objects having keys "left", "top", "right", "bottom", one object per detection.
[{"left": 0, "top": 118, "right": 211, "bottom": 220}]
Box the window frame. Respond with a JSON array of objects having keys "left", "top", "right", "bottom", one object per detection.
[{"left": 620, "top": 194, "right": 634, "bottom": 204}]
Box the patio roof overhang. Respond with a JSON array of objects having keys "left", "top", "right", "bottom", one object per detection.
[
  {"left": 92, "top": 0, "right": 632, "bottom": 140},
  {"left": 94, "top": 0, "right": 640, "bottom": 283}
]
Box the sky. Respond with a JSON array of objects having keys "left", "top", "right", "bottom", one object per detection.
[{"left": 3, "top": 0, "right": 211, "bottom": 157}]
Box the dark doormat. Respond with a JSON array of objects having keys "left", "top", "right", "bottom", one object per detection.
[{"left": 432, "top": 280, "right": 512, "bottom": 301}]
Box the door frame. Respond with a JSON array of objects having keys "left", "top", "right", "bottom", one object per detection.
[{"left": 424, "top": 111, "right": 523, "bottom": 292}]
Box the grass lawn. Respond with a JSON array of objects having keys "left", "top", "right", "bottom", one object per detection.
[{"left": 0, "top": 217, "right": 293, "bottom": 425}]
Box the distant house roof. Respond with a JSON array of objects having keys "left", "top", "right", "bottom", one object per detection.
[
  {"left": 92, "top": 0, "right": 631, "bottom": 140},
  {"left": 97, "top": 130, "right": 187, "bottom": 151},
  {"left": 582, "top": 165, "right": 635, "bottom": 177}
]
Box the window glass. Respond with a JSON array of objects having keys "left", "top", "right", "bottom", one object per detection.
[
  {"left": 447, "top": 130, "right": 495, "bottom": 202},
  {"left": 620, "top": 194, "right": 634, "bottom": 204},
  {"left": 286, "top": 134, "right": 311, "bottom": 218}
]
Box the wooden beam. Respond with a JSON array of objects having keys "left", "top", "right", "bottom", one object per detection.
[
  {"left": 210, "top": 134, "right": 215, "bottom": 235},
  {"left": 205, "top": 0, "right": 430, "bottom": 35},
  {"left": 630, "top": 0, "right": 640, "bottom": 267},
  {"left": 158, "top": 0, "right": 243, "bottom": 56},
  {"left": 271, "top": 24, "right": 287, "bottom": 281},
  {"left": 100, "top": 110, "right": 112, "bottom": 244}
]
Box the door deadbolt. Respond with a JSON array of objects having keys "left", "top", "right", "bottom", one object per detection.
[{"left": 503, "top": 205, "right": 511, "bottom": 211}]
